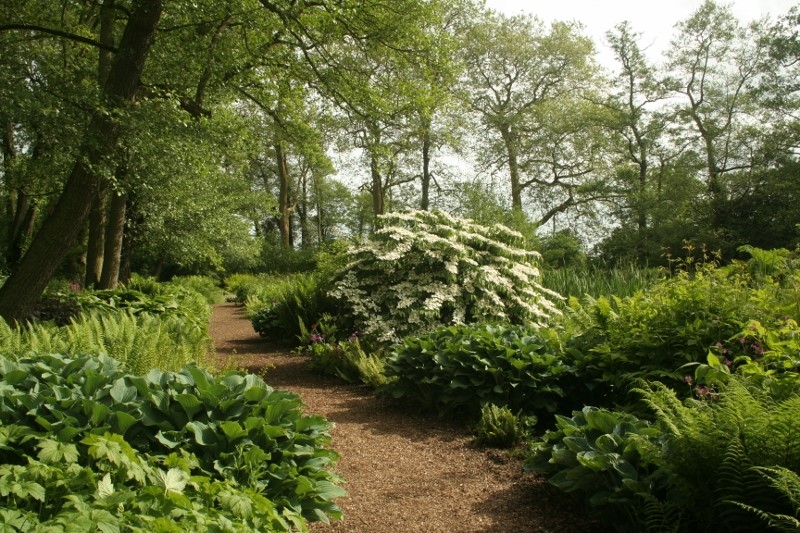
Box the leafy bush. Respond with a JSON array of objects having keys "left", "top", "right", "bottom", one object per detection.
[
  {"left": 169, "top": 274, "right": 225, "bottom": 304},
  {"left": 0, "top": 310, "right": 211, "bottom": 374},
  {"left": 383, "top": 323, "right": 575, "bottom": 419},
  {"left": 248, "top": 274, "right": 333, "bottom": 344},
  {"left": 0, "top": 353, "right": 345, "bottom": 531},
  {"left": 564, "top": 260, "right": 796, "bottom": 405},
  {"left": 329, "top": 210, "right": 562, "bottom": 343},
  {"left": 304, "top": 330, "right": 389, "bottom": 388},
  {"left": 475, "top": 404, "right": 534, "bottom": 448},
  {"left": 224, "top": 273, "right": 265, "bottom": 303},
  {"left": 529, "top": 376, "right": 800, "bottom": 532},
  {"left": 525, "top": 406, "right": 667, "bottom": 531},
  {"left": 74, "top": 284, "right": 212, "bottom": 328}
]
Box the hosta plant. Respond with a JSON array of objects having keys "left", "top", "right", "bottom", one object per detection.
[
  {"left": 383, "top": 323, "right": 575, "bottom": 419},
  {"left": 328, "top": 210, "right": 562, "bottom": 343},
  {"left": 0, "top": 353, "right": 345, "bottom": 531}
]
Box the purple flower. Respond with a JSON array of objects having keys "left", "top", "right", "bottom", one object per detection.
[
  {"left": 310, "top": 333, "right": 325, "bottom": 344},
  {"left": 348, "top": 331, "right": 361, "bottom": 341},
  {"left": 683, "top": 375, "right": 694, "bottom": 385},
  {"left": 753, "top": 342, "right": 764, "bottom": 356}
]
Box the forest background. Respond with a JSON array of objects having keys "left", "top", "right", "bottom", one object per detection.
[{"left": 1, "top": 0, "right": 800, "bottom": 320}]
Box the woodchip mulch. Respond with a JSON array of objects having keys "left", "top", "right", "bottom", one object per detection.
[{"left": 208, "top": 303, "right": 605, "bottom": 533}]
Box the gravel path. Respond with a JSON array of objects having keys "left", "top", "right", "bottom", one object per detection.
[{"left": 208, "top": 302, "right": 602, "bottom": 533}]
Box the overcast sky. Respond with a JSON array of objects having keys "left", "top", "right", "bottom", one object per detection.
[{"left": 484, "top": 0, "right": 798, "bottom": 67}]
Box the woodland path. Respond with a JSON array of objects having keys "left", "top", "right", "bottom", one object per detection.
[{"left": 208, "top": 302, "right": 602, "bottom": 533}]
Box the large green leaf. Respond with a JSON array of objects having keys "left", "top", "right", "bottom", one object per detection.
[{"left": 109, "top": 379, "right": 137, "bottom": 404}]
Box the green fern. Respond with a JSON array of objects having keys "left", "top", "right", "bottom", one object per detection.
[
  {"left": 731, "top": 466, "right": 800, "bottom": 532},
  {"left": 635, "top": 375, "right": 800, "bottom": 531}
]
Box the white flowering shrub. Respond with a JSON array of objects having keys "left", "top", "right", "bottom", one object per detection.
[{"left": 328, "top": 210, "right": 562, "bottom": 343}]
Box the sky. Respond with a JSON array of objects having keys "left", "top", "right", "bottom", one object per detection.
[{"left": 484, "top": 0, "right": 798, "bottom": 68}]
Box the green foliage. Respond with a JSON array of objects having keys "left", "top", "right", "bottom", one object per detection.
[
  {"left": 732, "top": 466, "right": 800, "bottom": 531},
  {"left": 383, "top": 323, "right": 575, "bottom": 419},
  {"left": 532, "top": 376, "right": 800, "bottom": 532},
  {"left": 632, "top": 377, "right": 800, "bottom": 532},
  {"left": 0, "top": 353, "right": 345, "bottom": 531},
  {"left": 0, "top": 310, "right": 210, "bottom": 374},
  {"left": 248, "top": 274, "right": 333, "bottom": 344},
  {"left": 329, "top": 210, "right": 562, "bottom": 344},
  {"left": 304, "top": 328, "right": 389, "bottom": 388},
  {"left": 539, "top": 230, "right": 588, "bottom": 269},
  {"left": 564, "top": 259, "right": 798, "bottom": 405},
  {"left": 168, "top": 275, "right": 225, "bottom": 304},
  {"left": 525, "top": 406, "right": 668, "bottom": 531},
  {"left": 474, "top": 404, "right": 533, "bottom": 448},
  {"left": 224, "top": 273, "right": 265, "bottom": 304},
  {"left": 542, "top": 264, "right": 662, "bottom": 301},
  {"left": 74, "top": 283, "right": 212, "bottom": 329}
]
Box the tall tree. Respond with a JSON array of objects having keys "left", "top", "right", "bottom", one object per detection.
[
  {"left": 601, "top": 21, "right": 673, "bottom": 262},
  {"left": 0, "top": 0, "right": 163, "bottom": 321},
  {"left": 460, "top": 11, "right": 600, "bottom": 221},
  {"left": 666, "top": 0, "right": 770, "bottom": 230}
]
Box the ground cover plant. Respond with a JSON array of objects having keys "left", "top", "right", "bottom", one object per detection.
[
  {"left": 527, "top": 375, "right": 800, "bottom": 532},
  {"left": 247, "top": 273, "right": 333, "bottom": 344},
  {"left": 0, "top": 310, "right": 211, "bottom": 374},
  {"left": 0, "top": 353, "right": 345, "bottom": 531},
  {"left": 560, "top": 248, "right": 800, "bottom": 406},
  {"left": 383, "top": 323, "right": 575, "bottom": 420}
]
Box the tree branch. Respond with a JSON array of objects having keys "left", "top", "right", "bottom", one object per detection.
[{"left": 0, "top": 24, "right": 118, "bottom": 52}]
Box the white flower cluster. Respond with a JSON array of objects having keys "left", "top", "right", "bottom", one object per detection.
[{"left": 329, "top": 210, "right": 563, "bottom": 342}]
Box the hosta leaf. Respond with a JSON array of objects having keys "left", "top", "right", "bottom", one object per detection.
[
  {"left": 82, "top": 371, "right": 108, "bottom": 397},
  {"left": 174, "top": 394, "right": 203, "bottom": 419},
  {"left": 185, "top": 421, "right": 218, "bottom": 446},
  {"left": 243, "top": 386, "right": 267, "bottom": 403},
  {"left": 109, "top": 379, "right": 137, "bottom": 404},
  {"left": 83, "top": 399, "right": 111, "bottom": 426},
  {"left": 220, "top": 421, "right": 248, "bottom": 442},
  {"left": 155, "top": 430, "right": 182, "bottom": 449},
  {"left": 111, "top": 411, "right": 138, "bottom": 434},
  {"left": 314, "top": 480, "right": 347, "bottom": 501},
  {"left": 2, "top": 370, "right": 28, "bottom": 386}
]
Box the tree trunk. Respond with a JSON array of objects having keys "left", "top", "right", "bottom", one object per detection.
[
  {"left": 98, "top": 190, "right": 127, "bottom": 289},
  {"left": 299, "top": 170, "right": 310, "bottom": 248},
  {"left": 370, "top": 154, "right": 385, "bottom": 217},
  {"left": 0, "top": 0, "right": 163, "bottom": 323},
  {"left": 275, "top": 141, "right": 292, "bottom": 248},
  {"left": 420, "top": 114, "right": 432, "bottom": 211},
  {"left": 499, "top": 123, "right": 523, "bottom": 213},
  {"left": 84, "top": 186, "right": 108, "bottom": 288},
  {"left": 84, "top": 0, "right": 117, "bottom": 288}
]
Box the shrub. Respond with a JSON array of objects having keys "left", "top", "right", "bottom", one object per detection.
[
  {"left": 475, "top": 404, "right": 534, "bottom": 448},
  {"left": 564, "top": 260, "right": 796, "bottom": 405},
  {"left": 168, "top": 274, "right": 224, "bottom": 304},
  {"left": 528, "top": 376, "right": 800, "bottom": 532},
  {"left": 0, "top": 353, "right": 345, "bottom": 531},
  {"left": 525, "top": 406, "right": 668, "bottom": 531},
  {"left": 329, "top": 210, "right": 562, "bottom": 344},
  {"left": 383, "top": 323, "right": 575, "bottom": 419},
  {"left": 248, "top": 274, "right": 333, "bottom": 344}
]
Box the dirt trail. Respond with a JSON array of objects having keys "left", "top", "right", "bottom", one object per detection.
[{"left": 208, "top": 302, "right": 599, "bottom": 533}]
